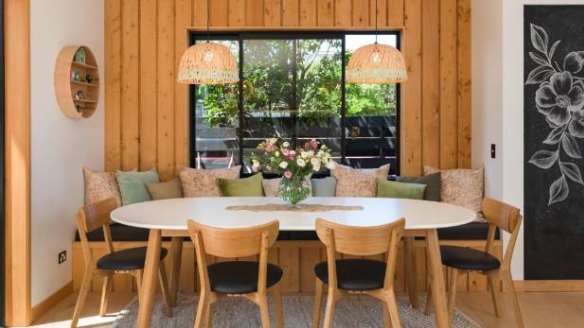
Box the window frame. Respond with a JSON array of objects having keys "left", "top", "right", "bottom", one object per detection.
[{"left": 188, "top": 31, "right": 401, "bottom": 175}]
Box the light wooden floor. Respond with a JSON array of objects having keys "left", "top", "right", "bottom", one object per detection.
[{"left": 31, "top": 291, "right": 584, "bottom": 327}]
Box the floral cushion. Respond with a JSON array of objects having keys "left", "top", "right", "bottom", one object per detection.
[
  {"left": 83, "top": 167, "right": 122, "bottom": 206},
  {"left": 178, "top": 165, "right": 241, "bottom": 197},
  {"left": 331, "top": 164, "right": 390, "bottom": 197},
  {"left": 424, "top": 166, "right": 485, "bottom": 220}
]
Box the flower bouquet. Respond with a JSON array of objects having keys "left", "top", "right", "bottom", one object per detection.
[{"left": 251, "top": 138, "right": 336, "bottom": 206}]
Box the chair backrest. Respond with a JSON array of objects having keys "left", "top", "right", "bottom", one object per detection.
[
  {"left": 315, "top": 218, "right": 405, "bottom": 256},
  {"left": 187, "top": 219, "right": 280, "bottom": 294},
  {"left": 316, "top": 218, "right": 405, "bottom": 290},
  {"left": 481, "top": 197, "right": 523, "bottom": 270},
  {"left": 75, "top": 197, "right": 118, "bottom": 265}
]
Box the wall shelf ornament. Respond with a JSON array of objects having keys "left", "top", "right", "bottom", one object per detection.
[{"left": 54, "top": 45, "right": 100, "bottom": 119}]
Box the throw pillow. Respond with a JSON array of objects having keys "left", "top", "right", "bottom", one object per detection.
[
  {"left": 397, "top": 172, "right": 441, "bottom": 201},
  {"left": 424, "top": 166, "right": 485, "bottom": 216},
  {"left": 377, "top": 179, "right": 426, "bottom": 200},
  {"left": 311, "top": 177, "right": 337, "bottom": 197},
  {"left": 262, "top": 177, "right": 313, "bottom": 197},
  {"left": 146, "top": 178, "right": 183, "bottom": 200},
  {"left": 218, "top": 173, "right": 264, "bottom": 197},
  {"left": 331, "top": 164, "right": 390, "bottom": 197},
  {"left": 83, "top": 167, "right": 122, "bottom": 206},
  {"left": 178, "top": 165, "right": 241, "bottom": 197},
  {"left": 116, "top": 170, "right": 160, "bottom": 205}
]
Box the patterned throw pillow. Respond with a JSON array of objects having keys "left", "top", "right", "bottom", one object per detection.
[
  {"left": 331, "top": 164, "right": 390, "bottom": 197},
  {"left": 424, "top": 166, "right": 485, "bottom": 217},
  {"left": 83, "top": 167, "right": 122, "bottom": 206},
  {"left": 178, "top": 165, "right": 241, "bottom": 197}
]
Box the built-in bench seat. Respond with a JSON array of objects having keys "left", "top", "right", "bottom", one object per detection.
[{"left": 75, "top": 221, "right": 499, "bottom": 242}]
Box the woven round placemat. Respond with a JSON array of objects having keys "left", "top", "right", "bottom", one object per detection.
[{"left": 225, "top": 203, "right": 364, "bottom": 212}]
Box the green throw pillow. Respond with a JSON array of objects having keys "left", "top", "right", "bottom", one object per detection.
[
  {"left": 311, "top": 177, "right": 337, "bottom": 197},
  {"left": 116, "top": 170, "right": 160, "bottom": 205},
  {"left": 376, "top": 179, "right": 426, "bottom": 200},
  {"left": 397, "top": 172, "right": 441, "bottom": 201},
  {"left": 146, "top": 178, "right": 183, "bottom": 200},
  {"left": 218, "top": 173, "right": 264, "bottom": 197}
]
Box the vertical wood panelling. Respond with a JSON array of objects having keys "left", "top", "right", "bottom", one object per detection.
[
  {"left": 121, "top": 0, "right": 140, "bottom": 171},
  {"left": 439, "top": 0, "right": 458, "bottom": 169},
  {"left": 334, "top": 0, "right": 351, "bottom": 27},
  {"left": 105, "top": 0, "right": 473, "bottom": 179},
  {"left": 421, "top": 0, "right": 440, "bottom": 168},
  {"left": 139, "top": 0, "right": 158, "bottom": 170},
  {"left": 387, "top": 0, "right": 404, "bottom": 27},
  {"left": 299, "top": 0, "right": 317, "bottom": 26},
  {"left": 157, "top": 0, "right": 176, "bottom": 180},
  {"left": 229, "top": 0, "right": 246, "bottom": 26},
  {"left": 265, "top": 0, "right": 282, "bottom": 26},
  {"left": 401, "top": 0, "right": 422, "bottom": 175},
  {"left": 457, "top": 0, "right": 472, "bottom": 168},
  {"left": 282, "top": 0, "right": 300, "bottom": 26},
  {"left": 105, "top": 0, "right": 122, "bottom": 171},
  {"left": 175, "top": 0, "right": 193, "bottom": 167}
]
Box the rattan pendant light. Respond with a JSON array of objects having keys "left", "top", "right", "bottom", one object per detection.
[
  {"left": 177, "top": 0, "right": 239, "bottom": 84},
  {"left": 346, "top": 0, "right": 408, "bottom": 84}
]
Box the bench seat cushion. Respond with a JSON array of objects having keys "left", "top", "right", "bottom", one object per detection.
[{"left": 76, "top": 222, "right": 497, "bottom": 242}]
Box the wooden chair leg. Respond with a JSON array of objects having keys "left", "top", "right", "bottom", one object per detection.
[
  {"left": 203, "top": 301, "right": 213, "bottom": 328},
  {"left": 313, "top": 279, "right": 324, "bottom": 328},
  {"left": 271, "top": 284, "right": 284, "bottom": 328},
  {"left": 158, "top": 261, "right": 173, "bottom": 316},
  {"left": 135, "top": 270, "right": 143, "bottom": 303},
  {"left": 194, "top": 292, "right": 208, "bottom": 328},
  {"left": 70, "top": 266, "right": 94, "bottom": 328},
  {"left": 385, "top": 287, "right": 402, "bottom": 328},
  {"left": 383, "top": 305, "right": 392, "bottom": 328},
  {"left": 404, "top": 237, "right": 419, "bottom": 308},
  {"left": 424, "top": 278, "right": 432, "bottom": 315},
  {"left": 503, "top": 271, "right": 524, "bottom": 328},
  {"left": 258, "top": 292, "right": 272, "bottom": 328},
  {"left": 99, "top": 274, "right": 112, "bottom": 316},
  {"left": 322, "top": 289, "right": 338, "bottom": 328},
  {"left": 488, "top": 271, "right": 502, "bottom": 317},
  {"left": 447, "top": 268, "right": 459, "bottom": 325}
]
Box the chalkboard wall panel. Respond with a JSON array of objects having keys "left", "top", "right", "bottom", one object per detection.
[{"left": 524, "top": 6, "right": 584, "bottom": 280}]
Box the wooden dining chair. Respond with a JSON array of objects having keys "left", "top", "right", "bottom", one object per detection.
[
  {"left": 425, "top": 197, "right": 524, "bottom": 327},
  {"left": 187, "top": 219, "right": 284, "bottom": 328},
  {"left": 313, "top": 218, "right": 406, "bottom": 328},
  {"left": 71, "top": 197, "right": 172, "bottom": 328}
]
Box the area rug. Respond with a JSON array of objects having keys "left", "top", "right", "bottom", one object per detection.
[{"left": 113, "top": 293, "right": 481, "bottom": 328}]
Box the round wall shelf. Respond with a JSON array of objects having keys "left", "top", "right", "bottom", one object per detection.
[{"left": 54, "top": 45, "right": 100, "bottom": 119}]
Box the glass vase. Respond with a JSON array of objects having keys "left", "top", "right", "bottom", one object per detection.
[{"left": 279, "top": 175, "right": 310, "bottom": 207}]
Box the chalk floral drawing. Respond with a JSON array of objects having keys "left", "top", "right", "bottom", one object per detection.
[{"left": 526, "top": 24, "right": 584, "bottom": 205}]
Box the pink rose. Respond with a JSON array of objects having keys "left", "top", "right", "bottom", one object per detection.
[
  {"left": 289, "top": 150, "right": 296, "bottom": 156},
  {"left": 310, "top": 138, "right": 318, "bottom": 150},
  {"left": 284, "top": 171, "right": 292, "bottom": 179},
  {"left": 282, "top": 148, "right": 290, "bottom": 156},
  {"left": 265, "top": 144, "right": 274, "bottom": 152}
]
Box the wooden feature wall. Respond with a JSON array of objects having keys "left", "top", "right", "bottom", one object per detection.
[
  {"left": 72, "top": 240, "right": 502, "bottom": 294},
  {"left": 5, "top": 0, "right": 32, "bottom": 325},
  {"left": 104, "top": 0, "right": 472, "bottom": 177}
]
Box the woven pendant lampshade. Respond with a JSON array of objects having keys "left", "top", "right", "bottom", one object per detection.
[
  {"left": 346, "top": 42, "right": 408, "bottom": 84},
  {"left": 177, "top": 42, "right": 239, "bottom": 84}
]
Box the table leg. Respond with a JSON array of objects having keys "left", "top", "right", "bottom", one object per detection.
[
  {"left": 137, "top": 229, "right": 161, "bottom": 328},
  {"left": 404, "top": 236, "right": 419, "bottom": 308},
  {"left": 168, "top": 236, "right": 183, "bottom": 306},
  {"left": 426, "top": 229, "right": 449, "bottom": 328}
]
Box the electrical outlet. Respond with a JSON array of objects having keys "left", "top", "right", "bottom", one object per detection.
[{"left": 58, "top": 250, "right": 67, "bottom": 264}]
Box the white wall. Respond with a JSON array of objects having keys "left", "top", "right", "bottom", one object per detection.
[{"left": 30, "top": 0, "right": 104, "bottom": 306}]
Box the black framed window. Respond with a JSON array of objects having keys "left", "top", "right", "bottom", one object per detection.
[{"left": 190, "top": 32, "right": 400, "bottom": 175}]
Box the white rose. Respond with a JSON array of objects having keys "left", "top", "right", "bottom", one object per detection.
[
  {"left": 297, "top": 158, "right": 306, "bottom": 167},
  {"left": 268, "top": 138, "right": 278, "bottom": 145},
  {"left": 311, "top": 158, "right": 321, "bottom": 171},
  {"left": 252, "top": 159, "right": 260, "bottom": 166},
  {"left": 300, "top": 151, "right": 308, "bottom": 158},
  {"left": 279, "top": 161, "right": 288, "bottom": 169},
  {"left": 306, "top": 150, "right": 315, "bottom": 158},
  {"left": 326, "top": 161, "right": 336, "bottom": 170},
  {"left": 275, "top": 151, "right": 280, "bottom": 157},
  {"left": 282, "top": 141, "right": 290, "bottom": 148}
]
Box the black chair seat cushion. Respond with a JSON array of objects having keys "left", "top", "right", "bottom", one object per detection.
[
  {"left": 440, "top": 246, "right": 501, "bottom": 271},
  {"left": 314, "top": 259, "right": 386, "bottom": 291},
  {"left": 96, "top": 247, "right": 168, "bottom": 271},
  {"left": 207, "top": 261, "right": 283, "bottom": 294}
]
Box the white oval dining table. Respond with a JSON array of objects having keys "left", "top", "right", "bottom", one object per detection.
[{"left": 111, "top": 197, "right": 476, "bottom": 328}]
